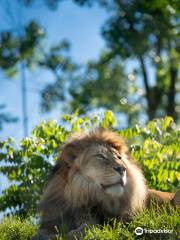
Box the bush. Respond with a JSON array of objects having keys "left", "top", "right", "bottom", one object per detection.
[{"left": 0, "top": 111, "right": 179, "bottom": 216}]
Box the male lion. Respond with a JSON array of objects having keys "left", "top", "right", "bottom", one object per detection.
[{"left": 34, "top": 129, "right": 180, "bottom": 240}]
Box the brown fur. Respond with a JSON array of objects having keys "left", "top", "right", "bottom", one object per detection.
[
  {"left": 147, "top": 189, "right": 174, "bottom": 205},
  {"left": 35, "top": 129, "right": 178, "bottom": 239}
]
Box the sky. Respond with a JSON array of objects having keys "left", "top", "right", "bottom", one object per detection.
[
  {"left": 0, "top": 0, "right": 109, "bottom": 195},
  {"left": 0, "top": 0, "right": 107, "bottom": 141}
]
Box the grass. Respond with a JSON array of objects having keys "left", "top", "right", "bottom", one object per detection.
[
  {"left": 0, "top": 216, "right": 37, "bottom": 240},
  {"left": 0, "top": 203, "right": 179, "bottom": 240}
]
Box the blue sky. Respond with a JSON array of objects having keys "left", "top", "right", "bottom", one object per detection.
[{"left": 0, "top": 0, "right": 107, "bottom": 140}]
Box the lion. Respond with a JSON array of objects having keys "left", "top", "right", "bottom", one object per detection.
[{"left": 33, "top": 129, "right": 180, "bottom": 240}]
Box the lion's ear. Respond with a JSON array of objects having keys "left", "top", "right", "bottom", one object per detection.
[{"left": 60, "top": 143, "right": 78, "bottom": 165}]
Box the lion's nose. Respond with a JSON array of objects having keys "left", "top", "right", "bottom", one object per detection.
[{"left": 113, "top": 165, "right": 126, "bottom": 174}]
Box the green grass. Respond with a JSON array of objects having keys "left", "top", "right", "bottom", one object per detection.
[
  {"left": 0, "top": 204, "right": 179, "bottom": 240},
  {"left": 0, "top": 216, "right": 37, "bottom": 240}
]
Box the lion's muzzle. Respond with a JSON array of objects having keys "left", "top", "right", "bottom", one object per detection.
[{"left": 101, "top": 169, "right": 127, "bottom": 190}]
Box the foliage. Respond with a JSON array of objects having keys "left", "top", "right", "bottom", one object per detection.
[
  {"left": 0, "top": 16, "right": 75, "bottom": 133},
  {"left": 0, "top": 19, "right": 74, "bottom": 79},
  {"left": 0, "top": 111, "right": 179, "bottom": 216},
  {"left": 0, "top": 104, "right": 18, "bottom": 131},
  {"left": 0, "top": 203, "right": 179, "bottom": 240},
  {"left": 39, "top": 40, "right": 77, "bottom": 112},
  {"left": 102, "top": 0, "right": 180, "bottom": 120},
  {"left": 1, "top": 0, "right": 179, "bottom": 133},
  {"left": 32, "top": 0, "right": 180, "bottom": 122},
  {"left": 69, "top": 52, "right": 142, "bottom": 126},
  {"left": 0, "top": 21, "right": 45, "bottom": 76},
  {"left": 120, "top": 116, "right": 180, "bottom": 192},
  {"left": 0, "top": 19, "right": 45, "bottom": 133}
]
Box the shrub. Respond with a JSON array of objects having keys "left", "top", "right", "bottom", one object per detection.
[{"left": 0, "top": 111, "right": 179, "bottom": 216}]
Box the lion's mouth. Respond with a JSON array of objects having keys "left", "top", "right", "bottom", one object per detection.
[{"left": 101, "top": 180, "right": 124, "bottom": 189}]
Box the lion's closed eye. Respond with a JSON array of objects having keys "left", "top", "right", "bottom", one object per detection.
[{"left": 95, "top": 154, "right": 107, "bottom": 160}]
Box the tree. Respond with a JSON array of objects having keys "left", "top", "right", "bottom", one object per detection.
[
  {"left": 0, "top": 21, "right": 45, "bottom": 136},
  {"left": 39, "top": 41, "right": 77, "bottom": 113},
  {"left": 76, "top": 0, "right": 180, "bottom": 121},
  {"left": 3, "top": 0, "right": 177, "bottom": 126},
  {"left": 0, "top": 18, "right": 75, "bottom": 135},
  {"left": 69, "top": 52, "right": 142, "bottom": 125},
  {"left": 35, "top": 0, "right": 180, "bottom": 122},
  {"left": 102, "top": 0, "right": 180, "bottom": 120}
]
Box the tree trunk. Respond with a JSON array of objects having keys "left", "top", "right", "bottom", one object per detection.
[
  {"left": 167, "top": 64, "right": 177, "bottom": 119},
  {"left": 138, "top": 56, "right": 156, "bottom": 120}
]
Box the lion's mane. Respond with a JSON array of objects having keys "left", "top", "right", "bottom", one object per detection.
[{"left": 38, "top": 129, "right": 148, "bottom": 234}]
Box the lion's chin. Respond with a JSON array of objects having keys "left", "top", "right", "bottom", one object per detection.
[{"left": 104, "top": 184, "right": 124, "bottom": 198}]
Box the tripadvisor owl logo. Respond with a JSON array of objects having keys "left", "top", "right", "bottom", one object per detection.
[{"left": 135, "top": 227, "right": 143, "bottom": 235}]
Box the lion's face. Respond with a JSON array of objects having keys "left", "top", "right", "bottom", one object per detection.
[{"left": 68, "top": 144, "right": 127, "bottom": 198}]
